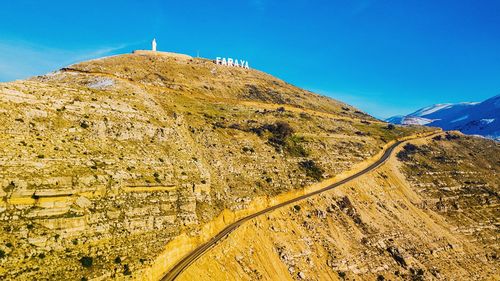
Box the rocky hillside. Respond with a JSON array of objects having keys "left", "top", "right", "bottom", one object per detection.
[
  {"left": 178, "top": 132, "right": 499, "bottom": 281},
  {"left": 0, "top": 51, "right": 429, "bottom": 280}
]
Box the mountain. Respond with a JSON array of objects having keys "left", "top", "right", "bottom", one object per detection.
[
  {"left": 387, "top": 95, "right": 500, "bottom": 140},
  {"left": 0, "top": 51, "right": 429, "bottom": 280},
  {"left": 0, "top": 51, "right": 497, "bottom": 281},
  {"left": 385, "top": 115, "right": 404, "bottom": 124}
]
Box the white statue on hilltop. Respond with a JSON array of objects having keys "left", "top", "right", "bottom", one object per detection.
[{"left": 152, "top": 38, "right": 157, "bottom": 52}]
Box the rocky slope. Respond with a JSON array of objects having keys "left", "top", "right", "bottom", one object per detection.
[
  {"left": 0, "top": 51, "right": 429, "bottom": 280},
  {"left": 179, "top": 132, "right": 499, "bottom": 281}
]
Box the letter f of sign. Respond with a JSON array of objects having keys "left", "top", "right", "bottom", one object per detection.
[{"left": 216, "top": 57, "right": 221, "bottom": 65}]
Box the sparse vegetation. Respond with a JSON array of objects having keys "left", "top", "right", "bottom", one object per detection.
[
  {"left": 123, "top": 264, "right": 132, "bottom": 275},
  {"left": 242, "top": 146, "right": 255, "bottom": 153},
  {"left": 80, "top": 120, "right": 90, "bottom": 129},
  {"left": 284, "top": 135, "right": 308, "bottom": 157},
  {"left": 445, "top": 132, "right": 460, "bottom": 140},
  {"left": 79, "top": 256, "right": 93, "bottom": 268},
  {"left": 299, "top": 112, "right": 311, "bottom": 119},
  {"left": 299, "top": 160, "right": 324, "bottom": 181},
  {"left": 397, "top": 143, "right": 419, "bottom": 161},
  {"left": 251, "top": 122, "right": 308, "bottom": 156}
]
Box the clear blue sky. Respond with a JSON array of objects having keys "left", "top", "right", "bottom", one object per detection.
[{"left": 1, "top": 0, "right": 499, "bottom": 118}]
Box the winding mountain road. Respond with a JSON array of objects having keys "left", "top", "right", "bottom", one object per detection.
[{"left": 162, "top": 139, "right": 406, "bottom": 281}]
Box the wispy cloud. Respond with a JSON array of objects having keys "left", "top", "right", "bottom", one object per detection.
[{"left": 0, "top": 40, "right": 132, "bottom": 82}]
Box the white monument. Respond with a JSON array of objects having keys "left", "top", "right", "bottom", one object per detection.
[{"left": 152, "top": 38, "right": 157, "bottom": 52}]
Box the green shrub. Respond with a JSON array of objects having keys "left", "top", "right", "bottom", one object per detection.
[
  {"left": 80, "top": 121, "right": 90, "bottom": 129},
  {"left": 79, "top": 256, "right": 93, "bottom": 268},
  {"left": 445, "top": 133, "right": 460, "bottom": 140},
  {"left": 242, "top": 146, "right": 254, "bottom": 153},
  {"left": 251, "top": 122, "right": 308, "bottom": 156},
  {"left": 299, "top": 160, "right": 324, "bottom": 181},
  {"left": 299, "top": 112, "right": 311, "bottom": 119},
  {"left": 123, "top": 264, "right": 131, "bottom": 275},
  {"left": 284, "top": 135, "right": 308, "bottom": 157},
  {"left": 396, "top": 143, "right": 419, "bottom": 161}
]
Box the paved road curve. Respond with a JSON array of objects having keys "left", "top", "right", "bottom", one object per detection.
[{"left": 162, "top": 140, "right": 404, "bottom": 281}]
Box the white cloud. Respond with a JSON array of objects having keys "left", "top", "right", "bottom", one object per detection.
[{"left": 0, "top": 40, "right": 130, "bottom": 82}]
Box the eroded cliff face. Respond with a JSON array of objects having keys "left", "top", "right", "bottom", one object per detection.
[
  {"left": 0, "top": 52, "right": 429, "bottom": 280},
  {"left": 178, "top": 133, "right": 499, "bottom": 281}
]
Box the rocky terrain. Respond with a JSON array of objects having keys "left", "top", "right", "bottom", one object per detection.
[
  {"left": 0, "top": 51, "right": 429, "bottom": 280},
  {"left": 178, "top": 132, "right": 499, "bottom": 281}
]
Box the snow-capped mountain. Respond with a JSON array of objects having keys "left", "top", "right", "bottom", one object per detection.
[{"left": 387, "top": 94, "right": 500, "bottom": 141}]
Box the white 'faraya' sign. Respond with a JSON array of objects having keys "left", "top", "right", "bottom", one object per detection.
[{"left": 215, "top": 57, "right": 250, "bottom": 69}]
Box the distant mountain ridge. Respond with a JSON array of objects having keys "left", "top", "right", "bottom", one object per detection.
[{"left": 387, "top": 94, "right": 500, "bottom": 140}]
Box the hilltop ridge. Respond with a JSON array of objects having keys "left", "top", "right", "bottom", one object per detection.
[{"left": 53, "top": 51, "right": 368, "bottom": 118}]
